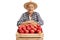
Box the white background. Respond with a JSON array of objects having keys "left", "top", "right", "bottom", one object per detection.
[{"left": 0, "top": 0, "right": 60, "bottom": 40}]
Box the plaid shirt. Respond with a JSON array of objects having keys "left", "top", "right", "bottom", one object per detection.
[{"left": 17, "top": 12, "right": 44, "bottom": 26}]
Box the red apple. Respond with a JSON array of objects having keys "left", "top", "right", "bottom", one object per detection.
[
  {"left": 30, "top": 25, "right": 34, "bottom": 29},
  {"left": 24, "top": 30, "right": 29, "bottom": 33},
  {"left": 28, "top": 24, "right": 31, "bottom": 27},
  {"left": 25, "top": 24, "right": 31, "bottom": 30},
  {"left": 38, "top": 27, "right": 43, "bottom": 32},
  {"left": 22, "top": 27, "right": 26, "bottom": 31},
  {"left": 36, "top": 29, "right": 41, "bottom": 33},
  {"left": 33, "top": 25, "right": 37, "bottom": 28},
  {"left": 37, "top": 24, "right": 41, "bottom": 27},
  {"left": 17, "top": 29, "right": 20, "bottom": 33},
  {"left": 32, "top": 27, "right": 37, "bottom": 31},
  {"left": 19, "top": 27, "right": 22, "bottom": 30},
  {"left": 18, "top": 25, "right": 25, "bottom": 29},
  {"left": 37, "top": 27, "right": 40, "bottom": 29},
  {"left": 18, "top": 25, "right": 23, "bottom": 28},
  {"left": 37, "top": 27, "right": 42, "bottom": 31},
  {"left": 30, "top": 30, "right": 35, "bottom": 33},
  {"left": 20, "top": 29, "right": 24, "bottom": 33},
  {"left": 26, "top": 26, "right": 31, "bottom": 30}
]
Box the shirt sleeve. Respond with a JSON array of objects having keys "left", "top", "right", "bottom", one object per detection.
[
  {"left": 17, "top": 14, "right": 24, "bottom": 26},
  {"left": 37, "top": 13, "right": 44, "bottom": 25}
]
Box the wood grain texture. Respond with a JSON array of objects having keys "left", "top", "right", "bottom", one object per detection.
[{"left": 16, "top": 32, "right": 44, "bottom": 40}]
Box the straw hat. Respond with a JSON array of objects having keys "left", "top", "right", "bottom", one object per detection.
[{"left": 24, "top": 2, "right": 38, "bottom": 9}]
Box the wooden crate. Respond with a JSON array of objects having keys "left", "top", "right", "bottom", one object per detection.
[{"left": 16, "top": 32, "right": 44, "bottom": 40}]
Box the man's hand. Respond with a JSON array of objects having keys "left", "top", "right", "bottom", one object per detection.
[{"left": 22, "top": 20, "right": 38, "bottom": 25}]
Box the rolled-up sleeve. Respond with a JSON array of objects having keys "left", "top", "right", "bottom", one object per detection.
[
  {"left": 17, "top": 14, "right": 24, "bottom": 26},
  {"left": 37, "top": 13, "right": 44, "bottom": 25}
]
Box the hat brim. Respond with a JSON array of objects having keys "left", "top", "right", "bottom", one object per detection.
[{"left": 24, "top": 2, "right": 38, "bottom": 9}]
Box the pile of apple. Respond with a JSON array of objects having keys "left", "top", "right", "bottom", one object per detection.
[{"left": 17, "top": 24, "right": 42, "bottom": 34}]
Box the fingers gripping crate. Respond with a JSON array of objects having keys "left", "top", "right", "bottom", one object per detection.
[{"left": 16, "top": 32, "right": 44, "bottom": 40}]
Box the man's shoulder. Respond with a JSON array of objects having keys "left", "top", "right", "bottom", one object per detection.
[
  {"left": 21, "top": 12, "right": 29, "bottom": 17},
  {"left": 34, "top": 12, "right": 40, "bottom": 15}
]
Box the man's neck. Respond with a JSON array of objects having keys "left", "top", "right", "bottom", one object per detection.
[{"left": 28, "top": 11, "right": 34, "bottom": 16}]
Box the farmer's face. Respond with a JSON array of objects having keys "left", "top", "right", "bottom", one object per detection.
[{"left": 27, "top": 4, "right": 34, "bottom": 11}]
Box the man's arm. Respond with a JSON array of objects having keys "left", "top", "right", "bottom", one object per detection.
[
  {"left": 37, "top": 13, "right": 44, "bottom": 25},
  {"left": 17, "top": 14, "right": 24, "bottom": 26}
]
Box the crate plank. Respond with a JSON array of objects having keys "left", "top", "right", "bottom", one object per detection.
[{"left": 16, "top": 32, "right": 44, "bottom": 40}]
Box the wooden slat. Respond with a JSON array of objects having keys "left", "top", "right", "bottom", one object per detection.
[{"left": 16, "top": 32, "right": 44, "bottom": 38}]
